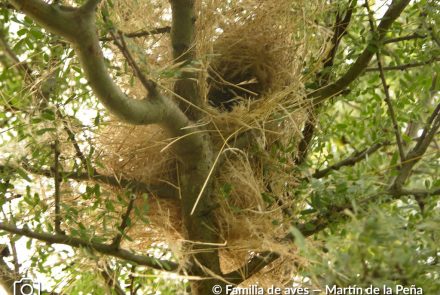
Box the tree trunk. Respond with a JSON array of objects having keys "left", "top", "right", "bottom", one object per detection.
[{"left": 177, "top": 133, "right": 225, "bottom": 294}]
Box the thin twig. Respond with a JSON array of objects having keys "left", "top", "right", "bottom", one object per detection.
[
  {"left": 111, "top": 195, "right": 136, "bottom": 248},
  {"left": 365, "top": 56, "right": 440, "bottom": 72},
  {"left": 365, "top": 0, "right": 406, "bottom": 163},
  {"left": 108, "top": 30, "right": 157, "bottom": 96},
  {"left": 312, "top": 141, "right": 387, "bottom": 178},
  {"left": 55, "top": 108, "right": 92, "bottom": 173},
  {"left": 392, "top": 102, "right": 440, "bottom": 190},
  {"left": 383, "top": 33, "right": 426, "bottom": 44},
  {"left": 100, "top": 27, "right": 171, "bottom": 42},
  {"left": 52, "top": 140, "right": 64, "bottom": 235},
  {"left": 129, "top": 265, "right": 137, "bottom": 295}
]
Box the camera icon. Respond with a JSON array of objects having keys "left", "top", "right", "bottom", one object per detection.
[{"left": 13, "top": 278, "right": 40, "bottom": 295}]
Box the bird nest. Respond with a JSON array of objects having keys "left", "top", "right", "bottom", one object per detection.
[{"left": 68, "top": 0, "right": 331, "bottom": 286}]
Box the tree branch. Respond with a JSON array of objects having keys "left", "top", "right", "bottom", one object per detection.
[
  {"left": 111, "top": 195, "right": 136, "bottom": 248},
  {"left": 99, "top": 26, "right": 171, "bottom": 42},
  {"left": 170, "top": 0, "right": 201, "bottom": 120},
  {"left": 223, "top": 251, "right": 280, "bottom": 285},
  {"left": 308, "top": 0, "right": 411, "bottom": 104},
  {"left": 285, "top": 185, "right": 440, "bottom": 244},
  {"left": 296, "top": 0, "right": 357, "bottom": 165},
  {"left": 81, "top": 0, "right": 101, "bottom": 12},
  {"left": 0, "top": 222, "right": 179, "bottom": 271},
  {"left": 99, "top": 262, "right": 126, "bottom": 295},
  {"left": 365, "top": 0, "right": 406, "bottom": 162},
  {"left": 8, "top": 0, "right": 191, "bottom": 136},
  {"left": 391, "top": 102, "right": 440, "bottom": 190},
  {"left": 52, "top": 140, "right": 64, "bottom": 235},
  {"left": 108, "top": 29, "right": 157, "bottom": 95},
  {"left": 383, "top": 33, "right": 427, "bottom": 44},
  {"left": 365, "top": 56, "right": 440, "bottom": 72},
  {"left": 312, "top": 141, "right": 387, "bottom": 179}
]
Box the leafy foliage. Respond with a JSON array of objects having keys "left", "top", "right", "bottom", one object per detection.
[{"left": 0, "top": 0, "right": 439, "bottom": 294}]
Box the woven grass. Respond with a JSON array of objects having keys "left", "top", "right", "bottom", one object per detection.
[{"left": 89, "top": 0, "right": 331, "bottom": 286}]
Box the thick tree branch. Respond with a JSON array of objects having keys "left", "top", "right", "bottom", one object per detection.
[
  {"left": 308, "top": 0, "right": 411, "bottom": 104},
  {"left": 0, "top": 222, "right": 179, "bottom": 271},
  {"left": 8, "top": 0, "right": 191, "bottom": 136},
  {"left": 170, "top": 0, "right": 201, "bottom": 120},
  {"left": 81, "top": 0, "right": 101, "bottom": 12}
]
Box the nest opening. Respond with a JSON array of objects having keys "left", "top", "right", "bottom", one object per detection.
[{"left": 207, "top": 65, "right": 265, "bottom": 111}]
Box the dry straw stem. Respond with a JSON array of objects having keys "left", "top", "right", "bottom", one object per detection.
[{"left": 96, "top": 0, "right": 330, "bottom": 286}]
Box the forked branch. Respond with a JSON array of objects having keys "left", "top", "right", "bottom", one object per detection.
[
  {"left": 308, "top": 0, "right": 411, "bottom": 103},
  {"left": 8, "top": 0, "right": 191, "bottom": 137}
]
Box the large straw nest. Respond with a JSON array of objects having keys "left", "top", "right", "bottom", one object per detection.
[{"left": 89, "top": 0, "right": 330, "bottom": 286}]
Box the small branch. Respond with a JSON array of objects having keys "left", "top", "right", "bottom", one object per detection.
[
  {"left": 297, "top": 0, "right": 357, "bottom": 165},
  {"left": 0, "top": 222, "right": 179, "bottom": 271},
  {"left": 52, "top": 140, "right": 64, "bottom": 234},
  {"left": 312, "top": 141, "right": 387, "bottom": 178},
  {"left": 3, "top": 194, "right": 23, "bottom": 202},
  {"left": 295, "top": 119, "right": 316, "bottom": 165},
  {"left": 308, "top": 0, "right": 411, "bottom": 103},
  {"left": 365, "top": 0, "right": 406, "bottom": 163},
  {"left": 111, "top": 195, "right": 136, "bottom": 248},
  {"left": 55, "top": 108, "right": 92, "bottom": 173},
  {"left": 223, "top": 251, "right": 280, "bottom": 285},
  {"left": 0, "top": 31, "right": 33, "bottom": 79},
  {"left": 109, "top": 30, "right": 157, "bottom": 96},
  {"left": 99, "top": 27, "right": 171, "bottom": 42},
  {"left": 383, "top": 33, "right": 427, "bottom": 44},
  {"left": 286, "top": 186, "right": 440, "bottom": 242},
  {"left": 365, "top": 56, "right": 440, "bottom": 72},
  {"left": 10, "top": 0, "right": 192, "bottom": 135},
  {"left": 99, "top": 263, "right": 125, "bottom": 295},
  {"left": 8, "top": 238, "right": 20, "bottom": 275},
  {"left": 391, "top": 102, "right": 440, "bottom": 190}
]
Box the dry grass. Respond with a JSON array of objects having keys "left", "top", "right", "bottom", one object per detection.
[{"left": 89, "top": 0, "right": 331, "bottom": 286}]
